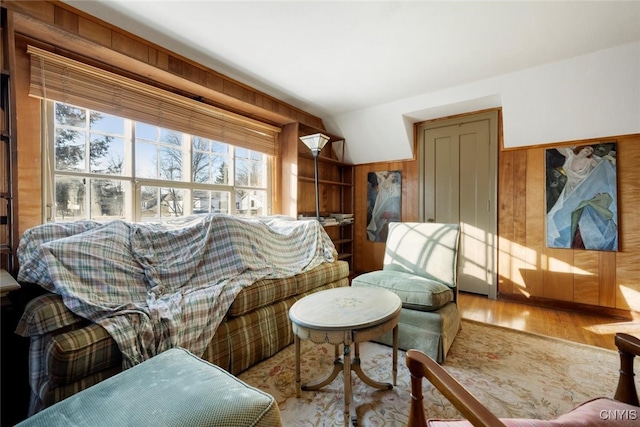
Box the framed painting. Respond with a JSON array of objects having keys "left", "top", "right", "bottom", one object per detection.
[
  {"left": 366, "top": 170, "right": 401, "bottom": 242},
  {"left": 545, "top": 142, "right": 618, "bottom": 251}
]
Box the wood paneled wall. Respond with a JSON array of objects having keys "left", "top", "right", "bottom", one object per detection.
[
  {"left": 353, "top": 134, "right": 640, "bottom": 317},
  {"left": 499, "top": 134, "right": 640, "bottom": 316}
]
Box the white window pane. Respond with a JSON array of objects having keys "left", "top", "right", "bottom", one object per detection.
[
  {"left": 55, "top": 176, "right": 86, "bottom": 221},
  {"left": 161, "top": 129, "right": 182, "bottom": 146},
  {"left": 193, "top": 136, "right": 210, "bottom": 152},
  {"left": 235, "top": 158, "right": 249, "bottom": 186},
  {"left": 159, "top": 146, "right": 183, "bottom": 181},
  {"left": 212, "top": 142, "right": 228, "bottom": 154},
  {"left": 90, "top": 112, "right": 125, "bottom": 134},
  {"left": 235, "top": 189, "right": 266, "bottom": 217},
  {"left": 135, "top": 141, "right": 158, "bottom": 178},
  {"left": 90, "top": 179, "right": 127, "bottom": 220},
  {"left": 236, "top": 147, "right": 249, "bottom": 159},
  {"left": 55, "top": 104, "right": 85, "bottom": 127},
  {"left": 193, "top": 190, "right": 230, "bottom": 214},
  {"left": 192, "top": 152, "right": 210, "bottom": 183},
  {"left": 55, "top": 128, "right": 86, "bottom": 172},
  {"left": 140, "top": 186, "right": 184, "bottom": 220},
  {"left": 251, "top": 161, "right": 265, "bottom": 187},
  {"left": 90, "top": 134, "right": 125, "bottom": 175},
  {"left": 211, "top": 155, "right": 229, "bottom": 184},
  {"left": 136, "top": 122, "right": 157, "bottom": 141}
]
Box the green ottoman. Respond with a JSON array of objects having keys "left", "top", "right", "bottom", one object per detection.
[{"left": 17, "top": 347, "right": 282, "bottom": 427}]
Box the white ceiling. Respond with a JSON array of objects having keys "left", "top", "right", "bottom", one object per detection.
[{"left": 62, "top": 0, "right": 640, "bottom": 118}]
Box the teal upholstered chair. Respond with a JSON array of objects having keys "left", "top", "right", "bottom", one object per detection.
[{"left": 351, "top": 222, "right": 461, "bottom": 363}]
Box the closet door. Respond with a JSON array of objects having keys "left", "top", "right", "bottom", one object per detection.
[{"left": 418, "top": 111, "right": 498, "bottom": 297}]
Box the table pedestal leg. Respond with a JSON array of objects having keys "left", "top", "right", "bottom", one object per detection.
[
  {"left": 301, "top": 344, "right": 342, "bottom": 391},
  {"left": 295, "top": 335, "right": 301, "bottom": 398},
  {"left": 392, "top": 324, "right": 398, "bottom": 386},
  {"left": 350, "top": 342, "right": 393, "bottom": 390},
  {"left": 343, "top": 343, "right": 352, "bottom": 427}
]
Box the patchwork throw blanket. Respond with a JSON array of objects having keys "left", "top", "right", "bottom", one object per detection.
[{"left": 17, "top": 214, "right": 336, "bottom": 367}]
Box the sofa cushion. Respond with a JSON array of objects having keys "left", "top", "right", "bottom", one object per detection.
[
  {"left": 426, "top": 397, "right": 638, "bottom": 426},
  {"left": 228, "top": 275, "right": 297, "bottom": 318},
  {"left": 352, "top": 270, "right": 454, "bottom": 312},
  {"left": 296, "top": 260, "right": 350, "bottom": 294},
  {"left": 228, "top": 261, "right": 349, "bottom": 318}
]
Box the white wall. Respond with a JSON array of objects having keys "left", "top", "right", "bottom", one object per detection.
[{"left": 328, "top": 42, "right": 640, "bottom": 165}]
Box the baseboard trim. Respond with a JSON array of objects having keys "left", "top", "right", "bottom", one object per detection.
[{"left": 497, "top": 293, "right": 637, "bottom": 321}]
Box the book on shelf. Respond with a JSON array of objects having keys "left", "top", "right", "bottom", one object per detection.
[
  {"left": 329, "top": 213, "right": 354, "bottom": 220},
  {"left": 297, "top": 214, "right": 353, "bottom": 225}
]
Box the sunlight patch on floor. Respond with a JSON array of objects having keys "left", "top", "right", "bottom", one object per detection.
[{"left": 583, "top": 322, "right": 640, "bottom": 335}]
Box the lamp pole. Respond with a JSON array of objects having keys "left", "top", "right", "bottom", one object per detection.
[
  {"left": 299, "top": 133, "right": 330, "bottom": 222},
  {"left": 313, "top": 150, "right": 320, "bottom": 220}
]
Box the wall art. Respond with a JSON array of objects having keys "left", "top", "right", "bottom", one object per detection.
[
  {"left": 545, "top": 142, "right": 618, "bottom": 250},
  {"left": 366, "top": 170, "right": 401, "bottom": 242}
]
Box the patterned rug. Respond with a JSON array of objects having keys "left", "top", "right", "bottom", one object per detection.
[{"left": 238, "top": 319, "right": 637, "bottom": 426}]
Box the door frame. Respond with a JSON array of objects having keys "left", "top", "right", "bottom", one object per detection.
[{"left": 416, "top": 109, "right": 500, "bottom": 299}]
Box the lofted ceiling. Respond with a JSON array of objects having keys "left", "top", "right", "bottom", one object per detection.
[{"left": 61, "top": 1, "right": 640, "bottom": 162}]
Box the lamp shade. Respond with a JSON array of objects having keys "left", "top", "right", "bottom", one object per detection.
[{"left": 300, "top": 133, "right": 330, "bottom": 155}]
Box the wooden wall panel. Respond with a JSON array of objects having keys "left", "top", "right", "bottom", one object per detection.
[
  {"left": 524, "top": 148, "right": 544, "bottom": 297},
  {"left": 14, "top": 36, "right": 42, "bottom": 236},
  {"left": 573, "top": 251, "right": 599, "bottom": 305},
  {"left": 276, "top": 123, "right": 298, "bottom": 217},
  {"left": 598, "top": 251, "right": 617, "bottom": 308},
  {"left": 353, "top": 166, "right": 370, "bottom": 271},
  {"left": 77, "top": 15, "right": 111, "bottom": 46},
  {"left": 542, "top": 248, "right": 574, "bottom": 301},
  {"left": 616, "top": 253, "right": 640, "bottom": 310},
  {"left": 497, "top": 150, "right": 516, "bottom": 295},
  {"left": 352, "top": 159, "right": 418, "bottom": 273},
  {"left": 615, "top": 135, "right": 640, "bottom": 310}
]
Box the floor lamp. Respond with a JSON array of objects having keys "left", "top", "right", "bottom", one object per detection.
[{"left": 300, "top": 133, "right": 330, "bottom": 221}]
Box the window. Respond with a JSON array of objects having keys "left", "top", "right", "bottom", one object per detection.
[{"left": 44, "top": 101, "right": 271, "bottom": 222}]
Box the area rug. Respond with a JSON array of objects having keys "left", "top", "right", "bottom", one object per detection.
[{"left": 238, "top": 319, "right": 637, "bottom": 426}]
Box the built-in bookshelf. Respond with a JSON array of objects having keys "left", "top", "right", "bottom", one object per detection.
[{"left": 281, "top": 122, "right": 354, "bottom": 272}]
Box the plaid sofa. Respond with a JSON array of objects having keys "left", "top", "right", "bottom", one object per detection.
[{"left": 16, "top": 260, "right": 350, "bottom": 416}]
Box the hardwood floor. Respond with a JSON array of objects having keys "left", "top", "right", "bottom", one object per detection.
[{"left": 458, "top": 292, "right": 640, "bottom": 351}]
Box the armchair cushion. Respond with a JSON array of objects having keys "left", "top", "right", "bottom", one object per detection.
[
  {"left": 352, "top": 270, "right": 454, "bottom": 312},
  {"left": 427, "top": 397, "right": 638, "bottom": 426}
]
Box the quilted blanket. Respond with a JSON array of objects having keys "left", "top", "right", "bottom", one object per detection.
[{"left": 17, "top": 214, "right": 336, "bottom": 367}]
